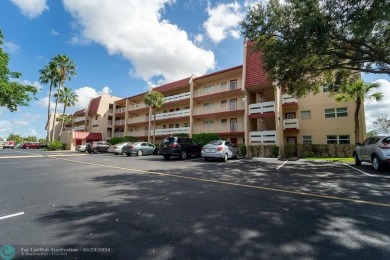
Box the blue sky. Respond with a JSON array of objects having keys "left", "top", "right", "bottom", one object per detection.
[{"left": 0, "top": 0, "right": 389, "bottom": 140}]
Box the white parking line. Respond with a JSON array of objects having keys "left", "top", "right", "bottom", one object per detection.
[
  {"left": 276, "top": 160, "right": 288, "bottom": 170},
  {"left": 343, "top": 163, "right": 373, "bottom": 176},
  {"left": 0, "top": 212, "right": 24, "bottom": 220}
]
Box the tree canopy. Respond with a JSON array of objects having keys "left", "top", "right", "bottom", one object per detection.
[
  {"left": 0, "top": 30, "right": 37, "bottom": 111},
  {"left": 241, "top": 0, "right": 390, "bottom": 96}
]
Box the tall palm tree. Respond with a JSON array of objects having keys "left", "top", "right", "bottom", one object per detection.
[
  {"left": 335, "top": 80, "right": 383, "bottom": 144},
  {"left": 39, "top": 61, "right": 58, "bottom": 142},
  {"left": 50, "top": 54, "right": 77, "bottom": 141},
  {"left": 144, "top": 91, "right": 165, "bottom": 144},
  {"left": 55, "top": 87, "right": 78, "bottom": 139}
]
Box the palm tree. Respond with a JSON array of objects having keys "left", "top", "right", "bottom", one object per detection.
[
  {"left": 335, "top": 80, "right": 383, "bottom": 144},
  {"left": 144, "top": 91, "right": 165, "bottom": 144},
  {"left": 55, "top": 87, "right": 78, "bottom": 139},
  {"left": 50, "top": 54, "right": 77, "bottom": 141},
  {"left": 39, "top": 61, "right": 58, "bottom": 141}
]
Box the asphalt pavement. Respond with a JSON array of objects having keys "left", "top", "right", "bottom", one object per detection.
[{"left": 1, "top": 149, "right": 390, "bottom": 259}]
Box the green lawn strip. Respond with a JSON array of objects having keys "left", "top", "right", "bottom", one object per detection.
[{"left": 302, "top": 157, "right": 354, "bottom": 163}]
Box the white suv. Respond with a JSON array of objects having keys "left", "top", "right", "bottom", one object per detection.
[{"left": 353, "top": 136, "right": 390, "bottom": 171}]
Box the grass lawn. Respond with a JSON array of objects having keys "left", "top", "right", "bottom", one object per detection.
[{"left": 303, "top": 157, "right": 354, "bottom": 163}]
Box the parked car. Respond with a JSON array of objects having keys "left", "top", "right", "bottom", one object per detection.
[
  {"left": 22, "top": 142, "right": 42, "bottom": 149},
  {"left": 76, "top": 144, "right": 87, "bottom": 152},
  {"left": 109, "top": 142, "right": 133, "bottom": 155},
  {"left": 3, "top": 141, "right": 15, "bottom": 149},
  {"left": 201, "top": 140, "right": 238, "bottom": 162},
  {"left": 123, "top": 142, "right": 157, "bottom": 156},
  {"left": 353, "top": 136, "right": 390, "bottom": 171},
  {"left": 158, "top": 137, "right": 202, "bottom": 160},
  {"left": 86, "top": 141, "right": 110, "bottom": 153}
]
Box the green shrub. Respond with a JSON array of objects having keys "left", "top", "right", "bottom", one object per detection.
[
  {"left": 192, "top": 133, "right": 220, "bottom": 146},
  {"left": 108, "top": 137, "right": 124, "bottom": 145},
  {"left": 123, "top": 136, "right": 137, "bottom": 142},
  {"left": 238, "top": 144, "right": 247, "bottom": 158},
  {"left": 284, "top": 143, "right": 297, "bottom": 158},
  {"left": 47, "top": 141, "right": 65, "bottom": 150},
  {"left": 175, "top": 133, "right": 189, "bottom": 137},
  {"left": 271, "top": 145, "right": 279, "bottom": 158}
]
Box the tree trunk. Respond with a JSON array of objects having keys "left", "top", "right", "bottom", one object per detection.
[
  {"left": 47, "top": 82, "right": 53, "bottom": 142},
  {"left": 354, "top": 98, "right": 361, "bottom": 144},
  {"left": 152, "top": 107, "right": 156, "bottom": 144},
  {"left": 58, "top": 101, "right": 67, "bottom": 141},
  {"left": 51, "top": 86, "right": 62, "bottom": 141}
]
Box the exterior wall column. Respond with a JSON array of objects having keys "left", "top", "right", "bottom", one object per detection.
[
  {"left": 242, "top": 41, "right": 249, "bottom": 148},
  {"left": 274, "top": 82, "right": 284, "bottom": 158},
  {"left": 148, "top": 106, "right": 152, "bottom": 143},
  {"left": 189, "top": 76, "right": 195, "bottom": 138},
  {"left": 124, "top": 99, "right": 129, "bottom": 137}
]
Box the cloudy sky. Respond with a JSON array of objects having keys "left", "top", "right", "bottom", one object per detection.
[{"left": 0, "top": 0, "right": 389, "bottom": 140}]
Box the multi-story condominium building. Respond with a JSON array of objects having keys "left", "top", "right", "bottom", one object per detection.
[
  {"left": 113, "top": 42, "right": 365, "bottom": 152},
  {"left": 51, "top": 93, "right": 121, "bottom": 149}
]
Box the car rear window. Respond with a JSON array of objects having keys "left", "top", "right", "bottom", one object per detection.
[
  {"left": 208, "top": 140, "right": 223, "bottom": 145},
  {"left": 161, "top": 137, "right": 176, "bottom": 144}
]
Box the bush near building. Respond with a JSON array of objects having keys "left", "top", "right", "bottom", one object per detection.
[
  {"left": 47, "top": 141, "right": 65, "bottom": 150},
  {"left": 192, "top": 133, "right": 220, "bottom": 146},
  {"left": 108, "top": 136, "right": 137, "bottom": 145}
]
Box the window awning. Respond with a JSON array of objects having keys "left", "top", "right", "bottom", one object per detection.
[{"left": 73, "top": 131, "right": 102, "bottom": 141}]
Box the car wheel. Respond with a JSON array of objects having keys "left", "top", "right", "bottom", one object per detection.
[
  {"left": 372, "top": 155, "right": 383, "bottom": 171},
  {"left": 93, "top": 148, "right": 98, "bottom": 153},
  {"left": 163, "top": 155, "right": 170, "bottom": 160},
  {"left": 204, "top": 157, "right": 209, "bottom": 161},
  {"left": 179, "top": 150, "right": 187, "bottom": 160},
  {"left": 114, "top": 152, "right": 119, "bottom": 155},
  {"left": 354, "top": 153, "right": 361, "bottom": 166},
  {"left": 137, "top": 150, "right": 143, "bottom": 156},
  {"left": 224, "top": 153, "right": 228, "bottom": 162}
]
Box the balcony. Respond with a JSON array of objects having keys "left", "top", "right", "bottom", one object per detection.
[
  {"left": 74, "top": 116, "right": 85, "bottom": 123},
  {"left": 193, "top": 123, "right": 244, "bottom": 134},
  {"left": 115, "top": 107, "right": 126, "bottom": 114},
  {"left": 74, "top": 125, "right": 86, "bottom": 131},
  {"left": 115, "top": 120, "right": 126, "bottom": 126},
  {"left": 283, "top": 119, "right": 299, "bottom": 130},
  {"left": 151, "top": 127, "right": 190, "bottom": 136},
  {"left": 249, "top": 130, "right": 276, "bottom": 143},
  {"left": 154, "top": 109, "right": 190, "bottom": 121},
  {"left": 193, "top": 102, "right": 244, "bottom": 117},
  {"left": 128, "top": 103, "right": 148, "bottom": 112},
  {"left": 249, "top": 101, "right": 275, "bottom": 115},
  {"left": 127, "top": 130, "right": 148, "bottom": 137},
  {"left": 282, "top": 94, "right": 297, "bottom": 104},
  {"left": 127, "top": 116, "right": 149, "bottom": 124},
  {"left": 193, "top": 84, "right": 241, "bottom": 99},
  {"left": 92, "top": 120, "right": 99, "bottom": 126},
  {"left": 164, "top": 92, "right": 191, "bottom": 103},
  {"left": 114, "top": 132, "right": 125, "bottom": 137}
]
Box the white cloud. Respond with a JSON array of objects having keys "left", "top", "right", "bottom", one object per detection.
[
  {"left": 14, "top": 121, "right": 30, "bottom": 126},
  {"left": 0, "top": 121, "right": 13, "bottom": 134},
  {"left": 4, "top": 42, "right": 20, "bottom": 53},
  {"left": 73, "top": 86, "right": 113, "bottom": 109},
  {"left": 10, "top": 0, "right": 49, "bottom": 19},
  {"left": 62, "top": 0, "right": 215, "bottom": 84},
  {"left": 203, "top": 1, "right": 244, "bottom": 43},
  {"left": 194, "top": 33, "right": 204, "bottom": 44},
  {"left": 51, "top": 29, "right": 60, "bottom": 36},
  {"left": 364, "top": 79, "right": 390, "bottom": 131}
]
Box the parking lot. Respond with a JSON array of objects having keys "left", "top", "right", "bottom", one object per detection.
[{"left": 1, "top": 149, "right": 390, "bottom": 259}]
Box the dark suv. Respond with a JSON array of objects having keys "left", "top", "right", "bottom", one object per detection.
[
  {"left": 158, "top": 137, "right": 202, "bottom": 160},
  {"left": 86, "top": 141, "right": 111, "bottom": 153}
]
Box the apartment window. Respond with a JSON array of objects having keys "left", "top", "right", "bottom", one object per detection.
[
  {"left": 204, "top": 120, "right": 214, "bottom": 126},
  {"left": 204, "top": 103, "right": 214, "bottom": 111},
  {"left": 221, "top": 100, "right": 227, "bottom": 108},
  {"left": 163, "top": 125, "right": 166, "bottom": 129},
  {"left": 221, "top": 118, "right": 228, "bottom": 125},
  {"left": 185, "top": 106, "right": 190, "bottom": 110},
  {"left": 301, "top": 111, "right": 311, "bottom": 120},
  {"left": 322, "top": 85, "right": 330, "bottom": 92},
  {"left": 327, "top": 135, "right": 350, "bottom": 144},
  {"left": 175, "top": 124, "right": 179, "bottom": 128},
  {"left": 230, "top": 99, "right": 237, "bottom": 110},
  {"left": 302, "top": 136, "right": 312, "bottom": 144},
  {"left": 325, "top": 107, "right": 348, "bottom": 118},
  {"left": 169, "top": 124, "right": 174, "bottom": 128},
  {"left": 184, "top": 123, "right": 189, "bottom": 127},
  {"left": 220, "top": 82, "right": 227, "bottom": 91},
  {"left": 230, "top": 80, "right": 237, "bottom": 90},
  {"left": 175, "top": 108, "right": 180, "bottom": 111},
  {"left": 204, "top": 85, "right": 214, "bottom": 95},
  {"left": 95, "top": 116, "right": 98, "bottom": 120}
]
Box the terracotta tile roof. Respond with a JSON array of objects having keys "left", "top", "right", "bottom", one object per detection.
[
  {"left": 193, "top": 65, "right": 243, "bottom": 81},
  {"left": 88, "top": 96, "right": 102, "bottom": 116},
  {"left": 154, "top": 77, "right": 191, "bottom": 93},
  {"left": 73, "top": 109, "right": 85, "bottom": 116}
]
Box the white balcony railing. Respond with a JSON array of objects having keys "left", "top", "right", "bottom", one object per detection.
[
  {"left": 114, "top": 132, "right": 125, "bottom": 137},
  {"left": 128, "top": 103, "right": 148, "bottom": 111},
  {"left": 127, "top": 131, "right": 149, "bottom": 137},
  {"left": 73, "top": 125, "right": 86, "bottom": 131},
  {"left": 282, "top": 94, "right": 298, "bottom": 104},
  {"left": 164, "top": 92, "right": 191, "bottom": 103},
  {"left": 92, "top": 120, "right": 99, "bottom": 126},
  {"left": 193, "top": 123, "right": 244, "bottom": 134},
  {"left": 115, "top": 107, "right": 126, "bottom": 113},
  {"left": 128, "top": 117, "right": 149, "bottom": 124},
  {"left": 193, "top": 102, "right": 244, "bottom": 116},
  {"left": 74, "top": 116, "right": 85, "bottom": 123},
  {"left": 151, "top": 127, "right": 190, "bottom": 136},
  {"left": 193, "top": 83, "right": 241, "bottom": 98},
  {"left": 154, "top": 109, "right": 190, "bottom": 121},
  {"left": 114, "top": 120, "right": 125, "bottom": 126},
  {"left": 283, "top": 119, "right": 299, "bottom": 130},
  {"left": 249, "top": 101, "right": 275, "bottom": 115},
  {"left": 249, "top": 130, "right": 277, "bottom": 143}
]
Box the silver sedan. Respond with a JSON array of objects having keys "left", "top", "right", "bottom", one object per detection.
[{"left": 201, "top": 140, "right": 238, "bottom": 162}]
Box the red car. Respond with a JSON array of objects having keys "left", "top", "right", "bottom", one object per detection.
[{"left": 22, "top": 142, "right": 42, "bottom": 149}]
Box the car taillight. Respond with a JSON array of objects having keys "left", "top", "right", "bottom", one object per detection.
[
  {"left": 202, "top": 147, "right": 205, "bottom": 151},
  {"left": 129, "top": 145, "right": 134, "bottom": 149},
  {"left": 379, "top": 143, "right": 390, "bottom": 149},
  {"left": 169, "top": 143, "right": 179, "bottom": 148},
  {"left": 217, "top": 147, "right": 223, "bottom": 151}
]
